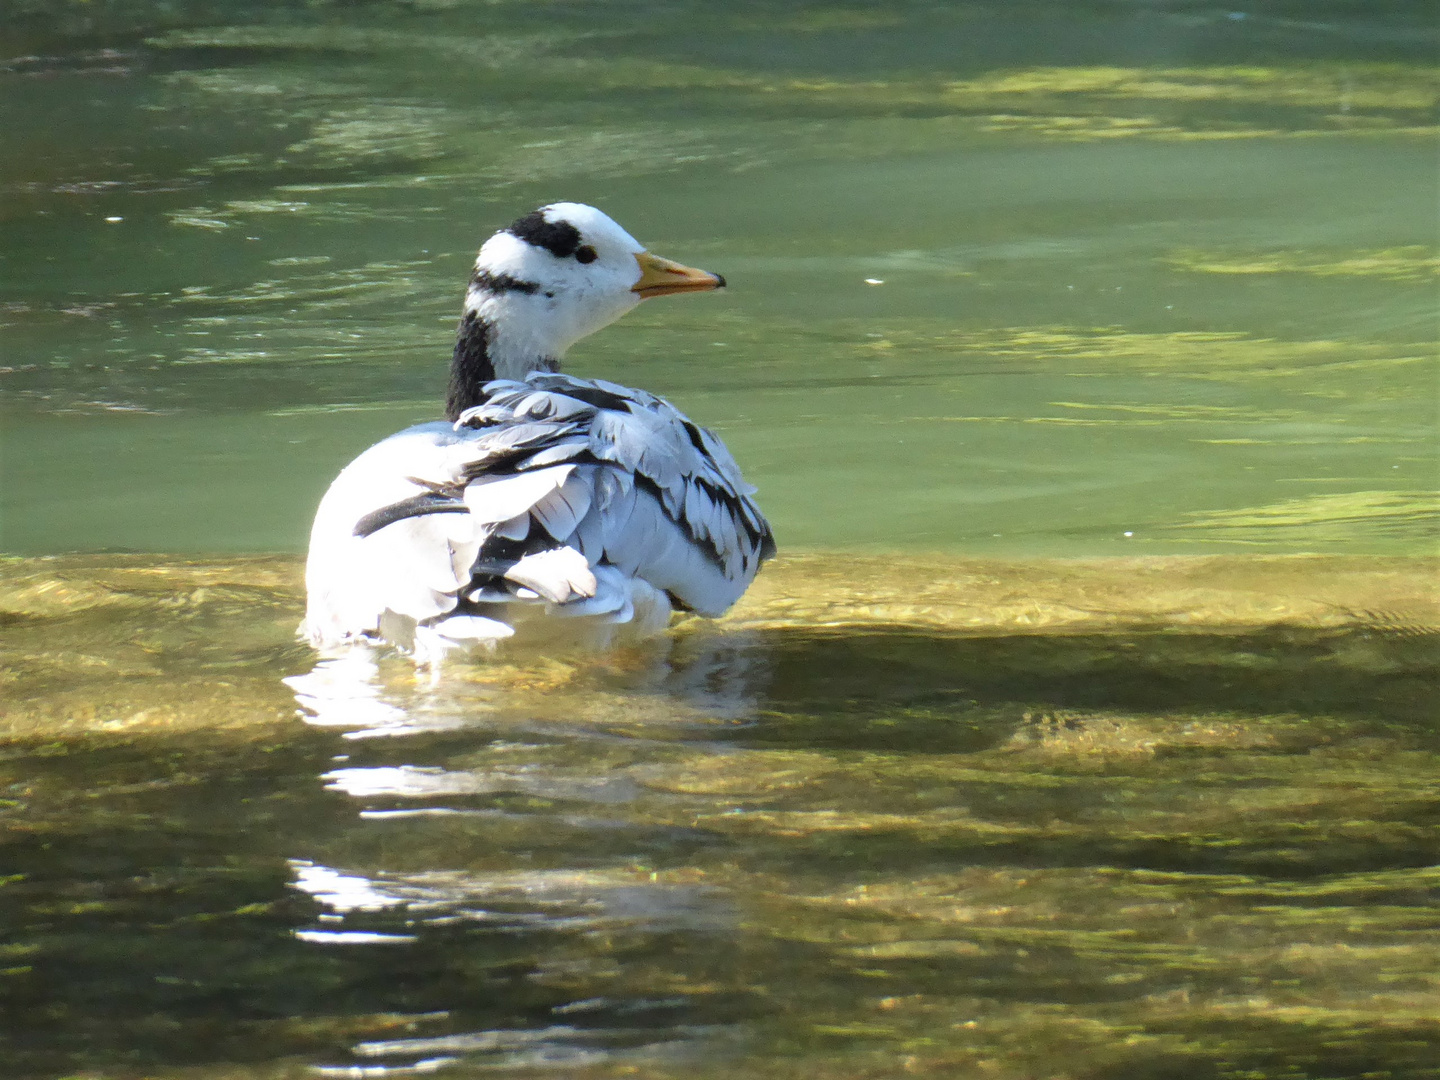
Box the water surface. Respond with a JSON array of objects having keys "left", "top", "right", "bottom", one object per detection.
[
  {"left": 2, "top": 0, "right": 1436, "bottom": 556},
  {"left": 2, "top": 4, "right": 1438, "bottom": 1078},
  {"left": 2, "top": 552, "right": 1438, "bottom": 1078}
]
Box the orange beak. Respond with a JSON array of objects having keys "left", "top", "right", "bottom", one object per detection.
[{"left": 631, "top": 251, "right": 726, "bottom": 299}]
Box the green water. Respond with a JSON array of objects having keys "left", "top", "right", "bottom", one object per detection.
[
  {"left": 2, "top": 3, "right": 1439, "bottom": 1079},
  {"left": 1, "top": 0, "right": 1436, "bottom": 555}
]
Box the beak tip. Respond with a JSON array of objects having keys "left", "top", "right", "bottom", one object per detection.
[{"left": 632, "top": 252, "right": 726, "bottom": 297}]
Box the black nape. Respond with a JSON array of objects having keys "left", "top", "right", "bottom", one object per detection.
[
  {"left": 505, "top": 209, "right": 583, "bottom": 259},
  {"left": 446, "top": 311, "right": 496, "bottom": 421}
]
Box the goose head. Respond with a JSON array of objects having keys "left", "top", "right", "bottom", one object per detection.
[{"left": 448, "top": 203, "right": 724, "bottom": 414}]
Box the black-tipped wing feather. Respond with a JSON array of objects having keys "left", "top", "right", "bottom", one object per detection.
[{"left": 451, "top": 373, "right": 774, "bottom": 612}]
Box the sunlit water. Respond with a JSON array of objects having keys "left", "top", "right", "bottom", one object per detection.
[
  {"left": 3, "top": 552, "right": 1439, "bottom": 1078},
  {"left": 1, "top": 3, "right": 1438, "bottom": 1078}
]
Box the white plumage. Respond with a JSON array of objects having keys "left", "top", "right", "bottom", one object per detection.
[{"left": 301, "top": 204, "right": 774, "bottom": 655}]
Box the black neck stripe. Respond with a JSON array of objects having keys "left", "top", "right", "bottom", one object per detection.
[
  {"left": 472, "top": 268, "right": 541, "bottom": 295},
  {"left": 446, "top": 311, "right": 496, "bottom": 422}
]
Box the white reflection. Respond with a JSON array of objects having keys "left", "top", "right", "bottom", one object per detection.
[
  {"left": 322, "top": 764, "right": 639, "bottom": 805},
  {"left": 287, "top": 861, "right": 731, "bottom": 934},
  {"left": 284, "top": 650, "right": 409, "bottom": 730},
  {"left": 284, "top": 647, "right": 491, "bottom": 739},
  {"left": 283, "top": 624, "right": 772, "bottom": 742},
  {"left": 291, "top": 861, "right": 405, "bottom": 911},
  {"left": 288, "top": 861, "right": 740, "bottom": 1074},
  {"left": 294, "top": 929, "right": 417, "bottom": 945},
  {"left": 346, "top": 1025, "right": 723, "bottom": 1073},
  {"left": 310, "top": 1057, "right": 456, "bottom": 1077},
  {"left": 353, "top": 1026, "right": 583, "bottom": 1057}
]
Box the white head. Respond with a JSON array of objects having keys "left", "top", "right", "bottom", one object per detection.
[{"left": 450, "top": 203, "right": 724, "bottom": 405}]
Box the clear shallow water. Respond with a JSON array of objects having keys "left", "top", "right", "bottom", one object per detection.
[
  {"left": 1, "top": 0, "right": 1436, "bottom": 555},
  {"left": 2, "top": 552, "right": 1438, "bottom": 1079}
]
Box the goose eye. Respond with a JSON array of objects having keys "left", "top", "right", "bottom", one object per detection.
[{"left": 575, "top": 245, "right": 598, "bottom": 265}]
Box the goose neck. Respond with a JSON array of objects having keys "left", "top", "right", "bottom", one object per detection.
[{"left": 445, "top": 304, "right": 562, "bottom": 421}]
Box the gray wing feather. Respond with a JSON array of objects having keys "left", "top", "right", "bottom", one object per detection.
[
  {"left": 531, "top": 469, "right": 594, "bottom": 541},
  {"left": 462, "top": 464, "right": 575, "bottom": 523},
  {"left": 518, "top": 439, "right": 589, "bottom": 469},
  {"left": 570, "top": 503, "right": 605, "bottom": 564},
  {"left": 519, "top": 374, "right": 773, "bottom": 597},
  {"left": 453, "top": 373, "right": 775, "bottom": 601},
  {"left": 303, "top": 371, "right": 774, "bottom": 646}
]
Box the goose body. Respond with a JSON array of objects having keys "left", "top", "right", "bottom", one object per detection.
[{"left": 301, "top": 204, "right": 774, "bottom": 654}]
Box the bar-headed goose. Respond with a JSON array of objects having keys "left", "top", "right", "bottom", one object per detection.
[{"left": 301, "top": 203, "right": 775, "bottom": 656}]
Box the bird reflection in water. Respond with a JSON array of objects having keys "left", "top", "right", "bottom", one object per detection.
[{"left": 280, "top": 629, "right": 770, "bottom": 1074}]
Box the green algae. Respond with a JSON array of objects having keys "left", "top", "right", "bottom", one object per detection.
[
  {"left": 142, "top": 19, "right": 1440, "bottom": 145},
  {"left": 1167, "top": 247, "right": 1440, "bottom": 283},
  {"left": 577, "top": 60, "right": 1440, "bottom": 140},
  {"left": 1164, "top": 492, "right": 1440, "bottom": 547}
]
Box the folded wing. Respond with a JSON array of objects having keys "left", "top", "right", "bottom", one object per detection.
[{"left": 302, "top": 373, "right": 775, "bottom": 649}]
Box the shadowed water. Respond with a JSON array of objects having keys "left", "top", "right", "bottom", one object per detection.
[{"left": 2, "top": 553, "right": 1438, "bottom": 1078}]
